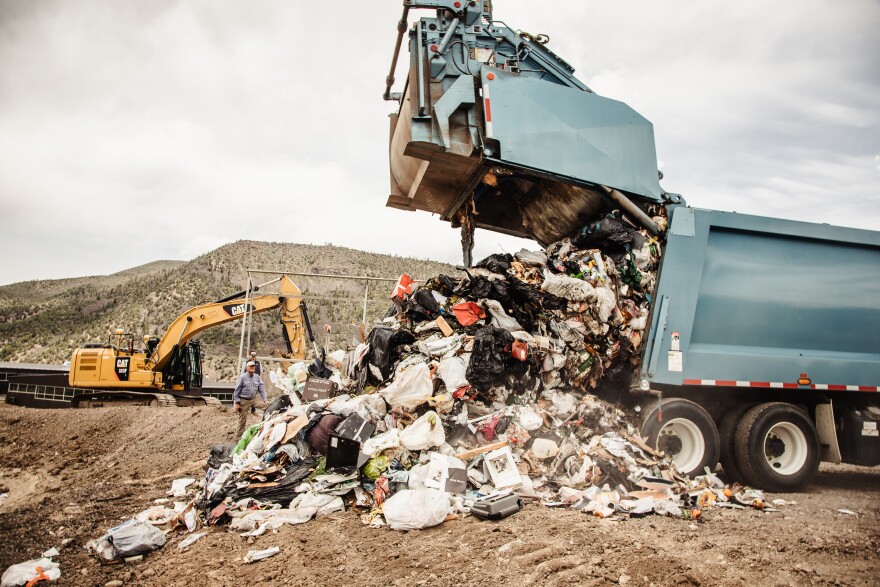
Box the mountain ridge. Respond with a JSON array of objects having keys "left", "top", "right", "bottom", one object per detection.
[{"left": 0, "top": 240, "right": 456, "bottom": 381}]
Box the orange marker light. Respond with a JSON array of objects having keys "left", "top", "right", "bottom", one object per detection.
[{"left": 487, "top": 72, "right": 495, "bottom": 80}]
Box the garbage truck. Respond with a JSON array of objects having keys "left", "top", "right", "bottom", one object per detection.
[{"left": 382, "top": 0, "right": 880, "bottom": 490}]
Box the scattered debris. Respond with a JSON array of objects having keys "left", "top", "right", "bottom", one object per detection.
[
  {"left": 837, "top": 509, "right": 860, "bottom": 516},
  {"left": 1, "top": 557, "right": 60, "bottom": 587},
  {"left": 243, "top": 546, "right": 280, "bottom": 563},
  {"left": 177, "top": 532, "right": 208, "bottom": 550}
]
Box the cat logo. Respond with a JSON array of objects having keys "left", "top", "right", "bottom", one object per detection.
[
  {"left": 222, "top": 302, "right": 255, "bottom": 318},
  {"left": 114, "top": 357, "right": 131, "bottom": 381}
]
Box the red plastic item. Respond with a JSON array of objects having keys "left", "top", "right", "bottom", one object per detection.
[
  {"left": 452, "top": 301, "right": 486, "bottom": 326},
  {"left": 391, "top": 274, "right": 414, "bottom": 300},
  {"left": 511, "top": 340, "right": 528, "bottom": 361}
]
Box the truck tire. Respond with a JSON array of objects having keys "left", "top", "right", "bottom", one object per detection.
[
  {"left": 640, "top": 398, "right": 720, "bottom": 477},
  {"left": 733, "top": 402, "right": 820, "bottom": 491},
  {"left": 718, "top": 403, "right": 754, "bottom": 484}
]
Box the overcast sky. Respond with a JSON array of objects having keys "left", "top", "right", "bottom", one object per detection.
[{"left": 0, "top": 0, "right": 877, "bottom": 285}]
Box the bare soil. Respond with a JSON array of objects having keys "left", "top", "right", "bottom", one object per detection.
[{"left": 0, "top": 403, "right": 877, "bottom": 587}]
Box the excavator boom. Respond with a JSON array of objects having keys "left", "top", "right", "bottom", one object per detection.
[{"left": 150, "top": 276, "right": 306, "bottom": 372}]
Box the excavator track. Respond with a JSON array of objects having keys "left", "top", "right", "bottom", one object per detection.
[
  {"left": 4, "top": 375, "right": 185, "bottom": 408},
  {"left": 72, "top": 390, "right": 178, "bottom": 408}
]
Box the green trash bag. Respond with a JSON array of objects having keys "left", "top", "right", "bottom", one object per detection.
[
  {"left": 233, "top": 424, "right": 261, "bottom": 454},
  {"left": 364, "top": 456, "right": 390, "bottom": 480}
]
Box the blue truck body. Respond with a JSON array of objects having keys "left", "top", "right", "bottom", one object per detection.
[{"left": 644, "top": 207, "right": 880, "bottom": 391}]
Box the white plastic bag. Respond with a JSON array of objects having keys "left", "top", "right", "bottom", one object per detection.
[
  {"left": 168, "top": 477, "right": 195, "bottom": 497},
  {"left": 399, "top": 411, "right": 446, "bottom": 451},
  {"left": 417, "top": 334, "right": 462, "bottom": 358},
  {"left": 88, "top": 519, "right": 166, "bottom": 561},
  {"left": 541, "top": 271, "right": 595, "bottom": 301},
  {"left": 1, "top": 558, "right": 61, "bottom": 587},
  {"left": 361, "top": 429, "right": 401, "bottom": 457},
  {"left": 481, "top": 299, "right": 523, "bottom": 331},
  {"left": 382, "top": 489, "right": 450, "bottom": 531},
  {"left": 380, "top": 362, "right": 432, "bottom": 409},
  {"left": 437, "top": 356, "right": 468, "bottom": 391}
]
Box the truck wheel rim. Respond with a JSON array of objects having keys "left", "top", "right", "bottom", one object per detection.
[
  {"left": 763, "top": 422, "right": 807, "bottom": 475},
  {"left": 658, "top": 418, "right": 705, "bottom": 473}
]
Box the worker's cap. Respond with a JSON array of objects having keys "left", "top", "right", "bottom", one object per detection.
[
  {"left": 246, "top": 361, "right": 256, "bottom": 367},
  {"left": 250, "top": 351, "right": 257, "bottom": 356}
]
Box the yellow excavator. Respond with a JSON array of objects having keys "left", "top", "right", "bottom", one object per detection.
[{"left": 8, "top": 276, "right": 313, "bottom": 408}]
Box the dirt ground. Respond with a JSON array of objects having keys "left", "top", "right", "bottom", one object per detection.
[{"left": 0, "top": 403, "right": 877, "bottom": 587}]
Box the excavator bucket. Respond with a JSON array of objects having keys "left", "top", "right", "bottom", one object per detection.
[{"left": 279, "top": 276, "right": 307, "bottom": 360}]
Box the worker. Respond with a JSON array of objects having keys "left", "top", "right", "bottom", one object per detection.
[
  {"left": 241, "top": 350, "right": 261, "bottom": 375},
  {"left": 233, "top": 361, "right": 267, "bottom": 438}
]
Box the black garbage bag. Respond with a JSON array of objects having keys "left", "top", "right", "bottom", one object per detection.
[
  {"left": 427, "top": 274, "right": 460, "bottom": 297},
  {"left": 225, "top": 459, "right": 316, "bottom": 505},
  {"left": 475, "top": 253, "right": 513, "bottom": 275},
  {"left": 263, "top": 395, "right": 293, "bottom": 420},
  {"left": 207, "top": 444, "right": 235, "bottom": 470},
  {"left": 468, "top": 276, "right": 512, "bottom": 308},
  {"left": 572, "top": 213, "right": 645, "bottom": 259},
  {"left": 406, "top": 288, "right": 441, "bottom": 321},
  {"left": 366, "top": 326, "right": 416, "bottom": 382},
  {"left": 508, "top": 278, "right": 567, "bottom": 311},
  {"left": 466, "top": 326, "right": 515, "bottom": 391}
]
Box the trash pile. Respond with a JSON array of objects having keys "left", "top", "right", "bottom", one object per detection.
[{"left": 70, "top": 210, "right": 784, "bottom": 566}]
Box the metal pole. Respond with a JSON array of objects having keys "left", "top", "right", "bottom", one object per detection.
[
  {"left": 362, "top": 281, "right": 369, "bottom": 324},
  {"left": 435, "top": 17, "right": 461, "bottom": 56},
  {"left": 246, "top": 269, "right": 409, "bottom": 283},
  {"left": 245, "top": 271, "right": 254, "bottom": 364},
  {"left": 384, "top": 5, "right": 411, "bottom": 101},
  {"left": 601, "top": 185, "right": 661, "bottom": 236}
]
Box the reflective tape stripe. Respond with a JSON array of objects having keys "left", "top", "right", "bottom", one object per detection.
[
  {"left": 483, "top": 83, "right": 493, "bottom": 137},
  {"left": 683, "top": 379, "right": 877, "bottom": 392}
]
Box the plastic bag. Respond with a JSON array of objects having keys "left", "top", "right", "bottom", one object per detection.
[
  {"left": 1, "top": 558, "right": 61, "bottom": 587},
  {"left": 89, "top": 520, "right": 166, "bottom": 561},
  {"left": 514, "top": 249, "right": 548, "bottom": 267},
  {"left": 437, "top": 356, "right": 468, "bottom": 391},
  {"left": 481, "top": 299, "right": 523, "bottom": 331},
  {"left": 364, "top": 456, "right": 390, "bottom": 480},
  {"left": 417, "top": 334, "right": 462, "bottom": 358},
  {"left": 406, "top": 288, "right": 441, "bottom": 321},
  {"left": 399, "top": 411, "right": 446, "bottom": 451},
  {"left": 572, "top": 212, "right": 645, "bottom": 257},
  {"left": 541, "top": 271, "right": 595, "bottom": 301},
  {"left": 233, "top": 424, "right": 260, "bottom": 455},
  {"left": 452, "top": 301, "right": 486, "bottom": 326},
  {"left": 380, "top": 362, "right": 432, "bottom": 409},
  {"left": 381, "top": 489, "right": 450, "bottom": 531},
  {"left": 207, "top": 444, "right": 235, "bottom": 469},
  {"left": 465, "top": 326, "right": 514, "bottom": 391},
  {"left": 366, "top": 327, "right": 416, "bottom": 383},
  {"left": 264, "top": 395, "right": 292, "bottom": 420},
  {"left": 475, "top": 253, "right": 513, "bottom": 274},
  {"left": 361, "top": 429, "right": 401, "bottom": 457}
]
